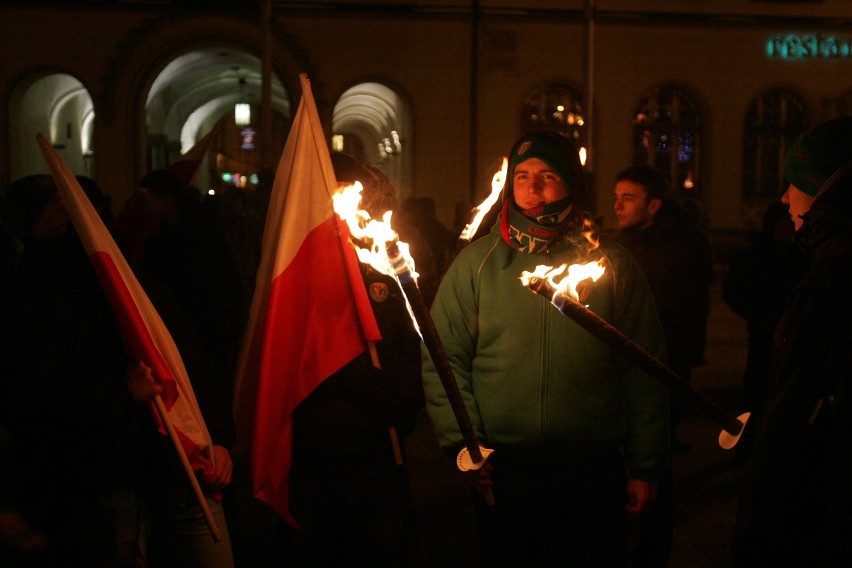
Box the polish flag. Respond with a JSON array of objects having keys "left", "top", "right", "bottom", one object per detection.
[
  {"left": 36, "top": 133, "right": 214, "bottom": 474},
  {"left": 233, "top": 73, "right": 381, "bottom": 527}
]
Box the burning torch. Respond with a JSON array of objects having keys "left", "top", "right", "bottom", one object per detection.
[
  {"left": 334, "top": 183, "right": 496, "bottom": 504},
  {"left": 520, "top": 261, "right": 749, "bottom": 449},
  {"left": 457, "top": 157, "right": 508, "bottom": 244}
]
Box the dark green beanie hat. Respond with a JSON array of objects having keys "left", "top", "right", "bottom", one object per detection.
[
  {"left": 505, "top": 131, "right": 584, "bottom": 205},
  {"left": 783, "top": 116, "right": 852, "bottom": 197}
]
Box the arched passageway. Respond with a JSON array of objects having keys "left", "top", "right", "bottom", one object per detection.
[{"left": 332, "top": 82, "right": 412, "bottom": 197}]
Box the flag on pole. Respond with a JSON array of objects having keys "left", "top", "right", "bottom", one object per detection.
[
  {"left": 233, "top": 73, "right": 381, "bottom": 527},
  {"left": 36, "top": 133, "right": 214, "bottom": 473},
  {"left": 168, "top": 119, "right": 223, "bottom": 187}
]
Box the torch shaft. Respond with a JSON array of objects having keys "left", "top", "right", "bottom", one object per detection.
[
  {"left": 387, "top": 243, "right": 484, "bottom": 464},
  {"left": 531, "top": 280, "right": 743, "bottom": 436}
]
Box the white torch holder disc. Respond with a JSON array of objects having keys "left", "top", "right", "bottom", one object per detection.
[
  {"left": 718, "top": 412, "right": 751, "bottom": 450},
  {"left": 456, "top": 446, "right": 495, "bottom": 472}
]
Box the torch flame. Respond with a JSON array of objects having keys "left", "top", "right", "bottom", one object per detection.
[
  {"left": 459, "top": 157, "right": 508, "bottom": 242},
  {"left": 520, "top": 259, "right": 606, "bottom": 302},
  {"left": 332, "top": 182, "right": 418, "bottom": 280},
  {"left": 332, "top": 182, "right": 421, "bottom": 333}
]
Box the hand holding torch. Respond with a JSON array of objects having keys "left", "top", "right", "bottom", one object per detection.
[
  {"left": 333, "top": 184, "right": 495, "bottom": 502},
  {"left": 521, "top": 262, "right": 749, "bottom": 449},
  {"left": 386, "top": 241, "right": 495, "bottom": 504}
]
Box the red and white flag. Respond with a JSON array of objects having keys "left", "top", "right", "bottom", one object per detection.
[
  {"left": 36, "top": 133, "right": 214, "bottom": 474},
  {"left": 233, "top": 73, "right": 381, "bottom": 527},
  {"left": 168, "top": 119, "right": 222, "bottom": 186}
]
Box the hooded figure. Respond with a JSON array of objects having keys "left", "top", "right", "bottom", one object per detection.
[
  {"left": 422, "top": 130, "right": 668, "bottom": 566},
  {"left": 732, "top": 116, "right": 852, "bottom": 566}
]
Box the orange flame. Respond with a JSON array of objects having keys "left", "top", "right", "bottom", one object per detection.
[
  {"left": 459, "top": 157, "right": 508, "bottom": 241},
  {"left": 332, "top": 182, "right": 418, "bottom": 281},
  {"left": 519, "top": 258, "right": 606, "bottom": 302}
]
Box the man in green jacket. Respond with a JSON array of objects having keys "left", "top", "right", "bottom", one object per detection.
[{"left": 422, "top": 131, "right": 670, "bottom": 566}]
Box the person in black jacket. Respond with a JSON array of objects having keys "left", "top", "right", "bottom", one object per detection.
[
  {"left": 721, "top": 202, "right": 808, "bottom": 459},
  {"left": 611, "top": 165, "right": 714, "bottom": 568},
  {"left": 286, "top": 155, "right": 425, "bottom": 566},
  {"left": 732, "top": 116, "right": 852, "bottom": 566},
  {"left": 0, "top": 175, "right": 235, "bottom": 567}
]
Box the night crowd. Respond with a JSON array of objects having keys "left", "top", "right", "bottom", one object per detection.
[{"left": 1, "top": 115, "right": 851, "bottom": 567}]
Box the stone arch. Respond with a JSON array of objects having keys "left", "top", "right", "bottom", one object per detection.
[
  {"left": 331, "top": 79, "right": 413, "bottom": 197},
  {"left": 6, "top": 70, "right": 95, "bottom": 182},
  {"left": 101, "top": 12, "right": 315, "bottom": 203},
  {"left": 144, "top": 47, "right": 293, "bottom": 193}
]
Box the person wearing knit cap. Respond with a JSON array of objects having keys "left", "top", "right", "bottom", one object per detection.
[
  {"left": 732, "top": 116, "right": 852, "bottom": 566},
  {"left": 422, "top": 131, "right": 669, "bottom": 566}
]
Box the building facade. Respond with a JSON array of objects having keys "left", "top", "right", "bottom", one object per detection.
[{"left": 1, "top": 0, "right": 850, "bottom": 240}]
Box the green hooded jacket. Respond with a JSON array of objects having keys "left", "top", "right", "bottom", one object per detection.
[{"left": 422, "top": 219, "right": 670, "bottom": 481}]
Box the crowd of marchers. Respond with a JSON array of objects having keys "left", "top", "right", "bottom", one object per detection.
[{"left": 2, "top": 116, "right": 852, "bottom": 567}]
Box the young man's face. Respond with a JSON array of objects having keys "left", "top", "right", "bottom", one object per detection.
[
  {"left": 781, "top": 184, "right": 815, "bottom": 231},
  {"left": 613, "top": 180, "right": 660, "bottom": 230},
  {"left": 512, "top": 158, "right": 569, "bottom": 210}
]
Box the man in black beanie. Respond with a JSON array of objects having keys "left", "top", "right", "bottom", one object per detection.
[
  {"left": 732, "top": 116, "right": 852, "bottom": 566},
  {"left": 423, "top": 131, "right": 669, "bottom": 566}
]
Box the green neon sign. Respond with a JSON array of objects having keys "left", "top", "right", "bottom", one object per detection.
[{"left": 767, "top": 33, "right": 851, "bottom": 59}]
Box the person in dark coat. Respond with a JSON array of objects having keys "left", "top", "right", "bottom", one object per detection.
[
  {"left": 0, "top": 175, "right": 157, "bottom": 566},
  {"left": 721, "top": 202, "right": 809, "bottom": 459},
  {"left": 0, "top": 175, "right": 235, "bottom": 567},
  {"left": 286, "top": 154, "right": 425, "bottom": 566},
  {"left": 612, "top": 166, "right": 714, "bottom": 396},
  {"left": 611, "top": 165, "right": 714, "bottom": 568},
  {"left": 731, "top": 116, "right": 852, "bottom": 566}
]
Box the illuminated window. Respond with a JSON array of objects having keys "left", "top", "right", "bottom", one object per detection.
[
  {"left": 521, "top": 84, "right": 586, "bottom": 153},
  {"left": 742, "top": 88, "right": 809, "bottom": 198},
  {"left": 633, "top": 85, "right": 702, "bottom": 196}
]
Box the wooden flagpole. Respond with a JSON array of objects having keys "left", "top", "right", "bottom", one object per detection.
[{"left": 153, "top": 395, "right": 222, "bottom": 542}]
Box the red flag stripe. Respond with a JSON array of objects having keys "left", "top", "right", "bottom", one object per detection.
[{"left": 89, "top": 252, "right": 179, "bottom": 404}]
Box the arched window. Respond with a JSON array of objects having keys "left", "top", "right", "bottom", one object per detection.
[
  {"left": 633, "top": 85, "right": 701, "bottom": 197},
  {"left": 742, "top": 88, "right": 809, "bottom": 198},
  {"left": 521, "top": 84, "right": 586, "bottom": 159}
]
